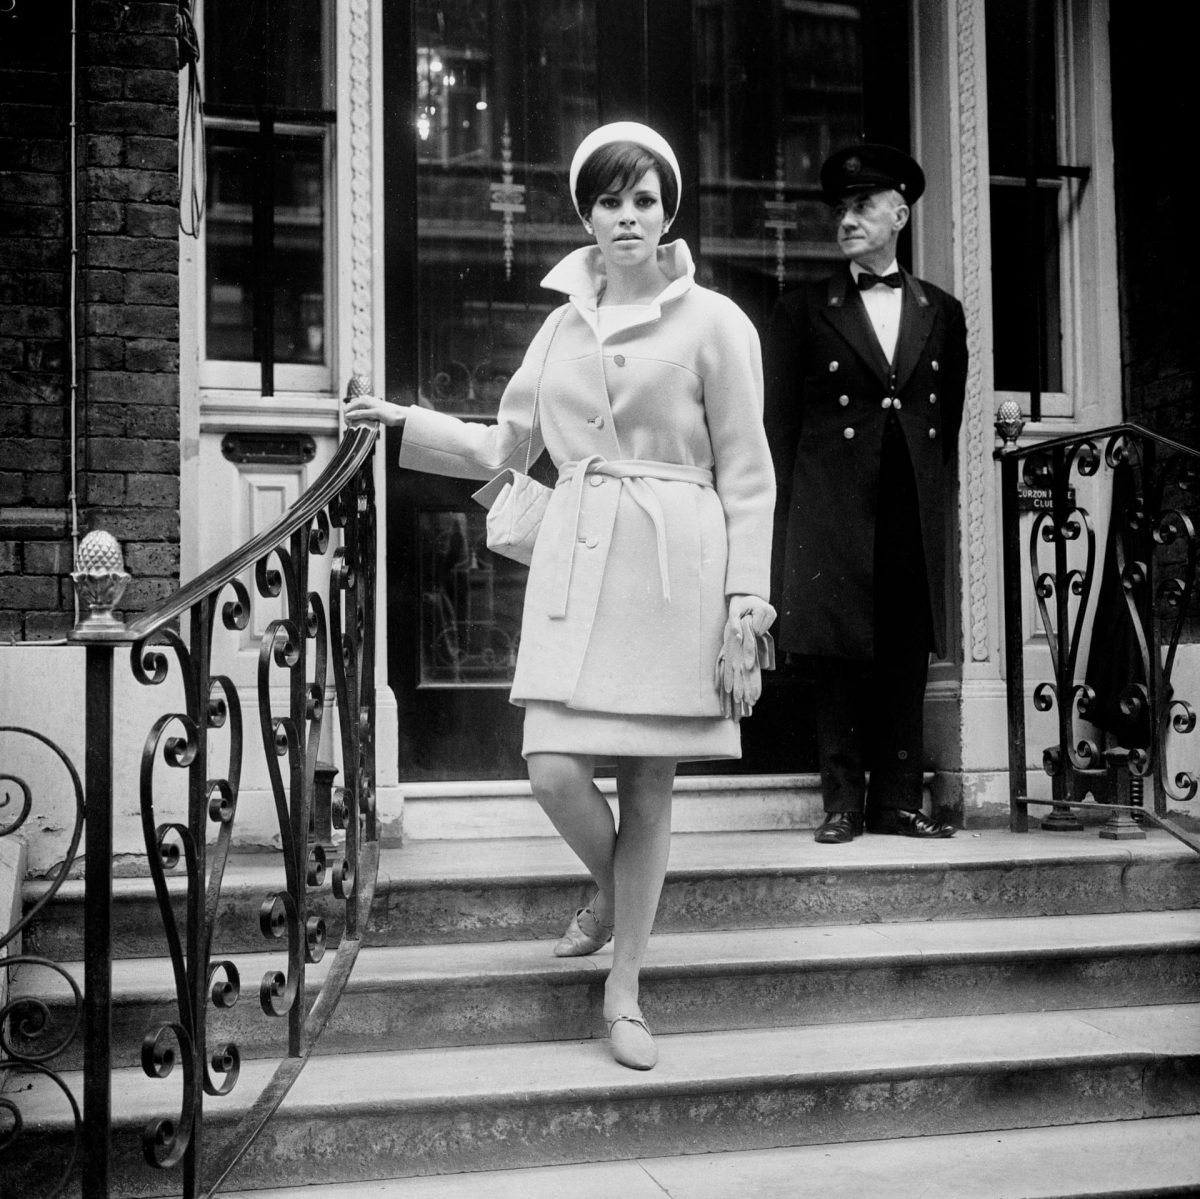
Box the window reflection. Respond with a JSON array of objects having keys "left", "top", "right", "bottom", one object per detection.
[
  {"left": 695, "top": 0, "right": 865, "bottom": 329},
  {"left": 415, "top": 0, "right": 597, "bottom": 417},
  {"left": 419, "top": 510, "right": 527, "bottom": 684}
]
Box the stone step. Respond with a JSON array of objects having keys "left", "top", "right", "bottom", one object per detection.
[
  {"left": 18, "top": 910, "right": 1200, "bottom": 1070},
  {"left": 23, "top": 829, "right": 1200, "bottom": 960},
  {"left": 219, "top": 1115, "right": 1200, "bottom": 1199},
  {"left": 398, "top": 773, "right": 833, "bottom": 840},
  {"left": 12, "top": 1004, "right": 1200, "bottom": 1195}
]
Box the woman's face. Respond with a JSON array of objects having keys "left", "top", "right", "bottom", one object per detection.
[{"left": 587, "top": 168, "right": 667, "bottom": 269}]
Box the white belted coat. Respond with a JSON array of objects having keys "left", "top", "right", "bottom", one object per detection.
[{"left": 397, "top": 240, "right": 775, "bottom": 718}]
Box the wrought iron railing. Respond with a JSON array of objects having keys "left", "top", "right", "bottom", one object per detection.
[
  {"left": 997, "top": 420, "right": 1199, "bottom": 853},
  {"left": 1, "top": 727, "right": 87, "bottom": 1197},
  {"left": 1, "top": 402, "right": 378, "bottom": 1197}
]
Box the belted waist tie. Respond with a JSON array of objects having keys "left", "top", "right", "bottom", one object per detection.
[{"left": 547, "top": 455, "right": 715, "bottom": 618}]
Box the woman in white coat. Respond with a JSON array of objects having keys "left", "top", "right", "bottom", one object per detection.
[{"left": 346, "top": 123, "right": 775, "bottom": 1070}]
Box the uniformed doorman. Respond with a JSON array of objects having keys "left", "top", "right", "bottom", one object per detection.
[{"left": 764, "top": 143, "right": 967, "bottom": 842}]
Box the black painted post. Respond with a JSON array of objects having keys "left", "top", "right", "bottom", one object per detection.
[
  {"left": 1000, "top": 450, "right": 1029, "bottom": 832},
  {"left": 82, "top": 643, "right": 114, "bottom": 1199}
]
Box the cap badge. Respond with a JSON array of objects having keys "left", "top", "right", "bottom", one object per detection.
[{"left": 845, "top": 156, "right": 862, "bottom": 175}]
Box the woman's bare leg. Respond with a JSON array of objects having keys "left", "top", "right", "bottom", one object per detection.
[
  {"left": 603, "top": 756, "right": 676, "bottom": 1021},
  {"left": 527, "top": 751, "right": 615, "bottom": 925}
]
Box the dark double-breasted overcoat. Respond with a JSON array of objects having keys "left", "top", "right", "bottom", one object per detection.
[{"left": 764, "top": 265, "right": 967, "bottom": 660}]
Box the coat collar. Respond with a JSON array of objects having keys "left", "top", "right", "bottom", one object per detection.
[
  {"left": 821, "top": 264, "right": 934, "bottom": 390},
  {"left": 540, "top": 239, "right": 696, "bottom": 331}
]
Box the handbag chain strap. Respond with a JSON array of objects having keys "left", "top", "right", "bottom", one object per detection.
[{"left": 522, "top": 305, "right": 570, "bottom": 476}]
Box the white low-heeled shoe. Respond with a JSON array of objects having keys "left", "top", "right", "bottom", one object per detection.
[
  {"left": 552, "top": 904, "right": 613, "bottom": 957},
  {"left": 607, "top": 1014, "right": 657, "bottom": 1070}
]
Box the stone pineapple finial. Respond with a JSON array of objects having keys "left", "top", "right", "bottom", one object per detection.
[
  {"left": 995, "top": 399, "right": 1026, "bottom": 448},
  {"left": 70, "top": 529, "right": 131, "bottom": 641}
]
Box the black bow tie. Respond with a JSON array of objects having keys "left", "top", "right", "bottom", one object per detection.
[{"left": 857, "top": 271, "right": 901, "bottom": 290}]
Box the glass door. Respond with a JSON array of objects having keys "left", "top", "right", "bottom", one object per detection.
[
  {"left": 384, "top": 1, "right": 599, "bottom": 777},
  {"left": 383, "top": 0, "right": 902, "bottom": 779}
]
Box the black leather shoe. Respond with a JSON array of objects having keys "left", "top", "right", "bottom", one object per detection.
[
  {"left": 866, "top": 808, "right": 956, "bottom": 838},
  {"left": 814, "top": 811, "right": 864, "bottom": 844}
]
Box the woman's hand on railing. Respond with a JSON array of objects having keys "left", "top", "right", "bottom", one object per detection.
[{"left": 344, "top": 395, "right": 411, "bottom": 428}]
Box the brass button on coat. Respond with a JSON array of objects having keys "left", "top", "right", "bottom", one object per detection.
[
  {"left": 929, "top": 392, "right": 937, "bottom": 403},
  {"left": 928, "top": 427, "right": 937, "bottom": 439},
  {"left": 881, "top": 397, "right": 893, "bottom": 409},
  {"left": 843, "top": 427, "right": 855, "bottom": 440},
  {"left": 838, "top": 394, "right": 850, "bottom": 407},
  {"left": 589, "top": 475, "right": 605, "bottom": 487},
  {"left": 613, "top": 354, "right": 626, "bottom": 367},
  {"left": 893, "top": 399, "right": 902, "bottom": 411},
  {"left": 932, "top": 360, "right": 940, "bottom": 371},
  {"left": 829, "top": 360, "right": 839, "bottom": 372}
]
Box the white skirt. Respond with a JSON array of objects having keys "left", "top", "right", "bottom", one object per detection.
[{"left": 521, "top": 700, "right": 741, "bottom": 761}]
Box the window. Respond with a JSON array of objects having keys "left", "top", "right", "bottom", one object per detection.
[
  {"left": 201, "top": 0, "right": 335, "bottom": 395},
  {"left": 985, "top": 0, "right": 1083, "bottom": 418}
]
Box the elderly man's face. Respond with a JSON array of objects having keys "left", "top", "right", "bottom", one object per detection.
[{"left": 833, "top": 189, "right": 908, "bottom": 266}]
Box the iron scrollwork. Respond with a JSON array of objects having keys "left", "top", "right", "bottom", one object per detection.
[
  {"left": 116, "top": 421, "right": 379, "bottom": 1196},
  {"left": 999, "top": 424, "right": 1198, "bottom": 839},
  {"left": 0, "top": 727, "right": 86, "bottom": 1199},
  {"left": 5, "top": 419, "right": 382, "bottom": 1197}
]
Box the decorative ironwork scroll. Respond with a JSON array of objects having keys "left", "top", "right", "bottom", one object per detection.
[
  {"left": 998, "top": 423, "right": 1199, "bottom": 851},
  {"left": 4, "top": 417, "right": 380, "bottom": 1198},
  {"left": 124, "top": 420, "right": 379, "bottom": 1197},
  {"left": 0, "top": 727, "right": 86, "bottom": 1199}
]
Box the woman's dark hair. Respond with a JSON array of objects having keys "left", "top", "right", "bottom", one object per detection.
[{"left": 574, "top": 141, "right": 678, "bottom": 223}]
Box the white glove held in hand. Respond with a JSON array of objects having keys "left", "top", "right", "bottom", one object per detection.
[{"left": 715, "top": 596, "right": 777, "bottom": 721}]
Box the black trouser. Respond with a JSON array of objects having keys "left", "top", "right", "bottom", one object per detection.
[{"left": 812, "top": 418, "right": 934, "bottom": 814}]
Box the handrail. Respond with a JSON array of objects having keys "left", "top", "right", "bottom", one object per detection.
[
  {"left": 997, "top": 421, "right": 1198, "bottom": 464},
  {"left": 3, "top": 412, "right": 384, "bottom": 1197},
  {"left": 996, "top": 419, "right": 1198, "bottom": 853}
]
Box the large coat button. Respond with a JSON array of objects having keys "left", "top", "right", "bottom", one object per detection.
[
  {"left": 588, "top": 415, "right": 605, "bottom": 429},
  {"left": 829, "top": 360, "right": 839, "bottom": 372},
  {"left": 928, "top": 428, "right": 937, "bottom": 439},
  {"left": 843, "top": 427, "right": 855, "bottom": 439},
  {"left": 614, "top": 354, "right": 626, "bottom": 367},
  {"left": 838, "top": 394, "right": 850, "bottom": 407},
  {"left": 932, "top": 360, "right": 940, "bottom": 372},
  {"left": 893, "top": 398, "right": 903, "bottom": 410},
  {"left": 929, "top": 392, "right": 937, "bottom": 404},
  {"left": 589, "top": 475, "right": 606, "bottom": 487},
  {"left": 881, "top": 397, "right": 893, "bottom": 409}
]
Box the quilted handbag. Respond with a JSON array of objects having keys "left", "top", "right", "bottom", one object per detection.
[
  {"left": 471, "top": 469, "right": 551, "bottom": 566},
  {"left": 472, "top": 308, "right": 568, "bottom": 565}
]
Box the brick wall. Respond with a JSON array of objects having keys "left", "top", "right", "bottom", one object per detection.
[{"left": 0, "top": 0, "right": 180, "bottom": 642}]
